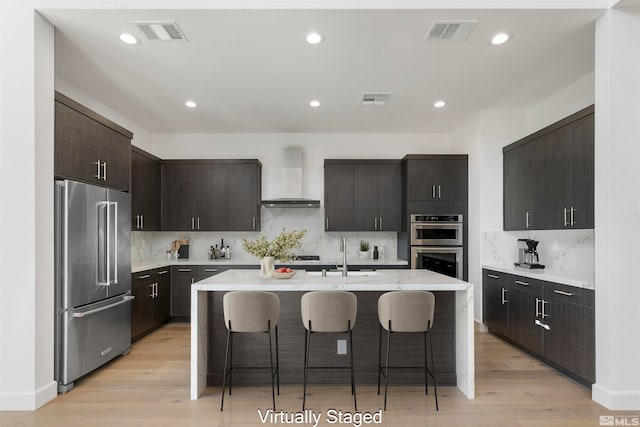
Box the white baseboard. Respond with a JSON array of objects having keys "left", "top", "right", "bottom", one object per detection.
[
  {"left": 0, "top": 381, "right": 57, "bottom": 411},
  {"left": 474, "top": 319, "right": 489, "bottom": 332},
  {"left": 593, "top": 383, "right": 640, "bottom": 410}
]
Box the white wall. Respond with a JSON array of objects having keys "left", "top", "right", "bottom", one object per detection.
[
  {"left": 593, "top": 7, "right": 640, "bottom": 410},
  {"left": 0, "top": 4, "right": 57, "bottom": 410},
  {"left": 55, "top": 77, "right": 153, "bottom": 152}
]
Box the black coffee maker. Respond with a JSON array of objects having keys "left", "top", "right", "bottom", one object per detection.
[{"left": 515, "top": 239, "right": 545, "bottom": 269}]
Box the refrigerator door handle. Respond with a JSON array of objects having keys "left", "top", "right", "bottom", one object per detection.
[
  {"left": 110, "top": 202, "right": 118, "bottom": 285},
  {"left": 73, "top": 295, "right": 135, "bottom": 318},
  {"left": 98, "top": 201, "right": 110, "bottom": 287}
]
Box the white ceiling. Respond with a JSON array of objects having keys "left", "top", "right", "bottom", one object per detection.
[{"left": 43, "top": 9, "right": 601, "bottom": 133}]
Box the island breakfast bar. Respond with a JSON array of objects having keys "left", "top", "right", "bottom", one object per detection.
[{"left": 190, "top": 269, "right": 475, "bottom": 400}]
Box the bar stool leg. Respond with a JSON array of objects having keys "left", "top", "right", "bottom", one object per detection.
[
  {"left": 220, "top": 328, "right": 231, "bottom": 411},
  {"left": 268, "top": 321, "right": 275, "bottom": 410},
  {"left": 302, "top": 328, "right": 310, "bottom": 411},
  {"left": 424, "top": 331, "right": 429, "bottom": 395},
  {"left": 275, "top": 325, "right": 280, "bottom": 395},
  {"left": 384, "top": 321, "right": 391, "bottom": 411},
  {"left": 429, "top": 330, "right": 439, "bottom": 411},
  {"left": 377, "top": 324, "right": 382, "bottom": 395},
  {"left": 229, "top": 332, "right": 233, "bottom": 396},
  {"left": 349, "top": 325, "right": 357, "bottom": 411}
]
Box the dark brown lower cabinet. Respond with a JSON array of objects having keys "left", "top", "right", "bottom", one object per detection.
[
  {"left": 483, "top": 269, "right": 594, "bottom": 385},
  {"left": 131, "top": 268, "right": 171, "bottom": 341},
  {"left": 171, "top": 266, "right": 228, "bottom": 320}
]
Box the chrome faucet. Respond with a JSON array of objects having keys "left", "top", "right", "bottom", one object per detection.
[{"left": 339, "top": 235, "right": 348, "bottom": 276}]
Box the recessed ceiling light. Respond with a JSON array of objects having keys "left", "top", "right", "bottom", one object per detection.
[
  {"left": 491, "top": 33, "right": 510, "bottom": 45},
  {"left": 119, "top": 33, "right": 139, "bottom": 45},
  {"left": 185, "top": 100, "right": 197, "bottom": 108},
  {"left": 309, "top": 100, "right": 320, "bottom": 108},
  {"left": 306, "top": 32, "right": 324, "bottom": 45},
  {"left": 434, "top": 100, "right": 447, "bottom": 108}
]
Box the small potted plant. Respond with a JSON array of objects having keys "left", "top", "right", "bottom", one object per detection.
[
  {"left": 242, "top": 228, "right": 307, "bottom": 278},
  {"left": 359, "top": 240, "right": 370, "bottom": 259}
]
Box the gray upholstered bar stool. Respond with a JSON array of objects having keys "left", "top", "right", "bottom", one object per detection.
[
  {"left": 301, "top": 291, "right": 358, "bottom": 411},
  {"left": 377, "top": 290, "right": 439, "bottom": 411},
  {"left": 221, "top": 291, "right": 280, "bottom": 411}
]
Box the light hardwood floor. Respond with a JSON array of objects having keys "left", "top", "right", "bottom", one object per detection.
[{"left": 1, "top": 322, "right": 637, "bottom": 427}]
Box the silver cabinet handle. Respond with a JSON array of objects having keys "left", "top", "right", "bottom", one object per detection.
[
  {"left": 157, "top": 270, "right": 169, "bottom": 275},
  {"left": 326, "top": 217, "right": 329, "bottom": 230},
  {"left": 541, "top": 300, "right": 548, "bottom": 318},
  {"left": 197, "top": 217, "right": 200, "bottom": 230},
  {"left": 137, "top": 274, "right": 151, "bottom": 280},
  {"left": 432, "top": 185, "right": 436, "bottom": 199},
  {"left": 95, "top": 160, "right": 101, "bottom": 179},
  {"left": 102, "top": 162, "right": 107, "bottom": 181},
  {"left": 525, "top": 212, "right": 531, "bottom": 228},
  {"left": 570, "top": 207, "right": 575, "bottom": 226},
  {"left": 204, "top": 269, "right": 218, "bottom": 272},
  {"left": 191, "top": 217, "right": 195, "bottom": 230},
  {"left": 73, "top": 295, "right": 135, "bottom": 318},
  {"left": 438, "top": 185, "right": 441, "bottom": 199},
  {"left": 154, "top": 283, "right": 158, "bottom": 297},
  {"left": 135, "top": 215, "right": 139, "bottom": 229},
  {"left": 149, "top": 283, "right": 155, "bottom": 298},
  {"left": 564, "top": 208, "right": 568, "bottom": 227},
  {"left": 380, "top": 217, "right": 383, "bottom": 230},
  {"left": 487, "top": 274, "right": 499, "bottom": 279},
  {"left": 253, "top": 217, "right": 256, "bottom": 230},
  {"left": 553, "top": 289, "right": 574, "bottom": 297},
  {"left": 141, "top": 214, "right": 144, "bottom": 230},
  {"left": 374, "top": 217, "right": 378, "bottom": 230},
  {"left": 501, "top": 288, "right": 508, "bottom": 304},
  {"left": 535, "top": 297, "right": 541, "bottom": 317},
  {"left": 514, "top": 280, "right": 529, "bottom": 286},
  {"left": 178, "top": 268, "right": 192, "bottom": 272}
]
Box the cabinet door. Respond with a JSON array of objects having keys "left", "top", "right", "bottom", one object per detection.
[
  {"left": 131, "top": 273, "right": 155, "bottom": 339},
  {"left": 535, "top": 129, "right": 571, "bottom": 230},
  {"left": 154, "top": 269, "right": 171, "bottom": 324},
  {"left": 198, "top": 164, "right": 228, "bottom": 231},
  {"left": 162, "top": 164, "right": 198, "bottom": 231},
  {"left": 507, "top": 284, "right": 543, "bottom": 354},
  {"left": 353, "top": 164, "right": 378, "bottom": 231},
  {"left": 97, "top": 123, "right": 130, "bottom": 192},
  {"left": 55, "top": 102, "right": 101, "bottom": 184},
  {"left": 504, "top": 144, "right": 535, "bottom": 230},
  {"left": 569, "top": 113, "right": 594, "bottom": 229},
  {"left": 171, "top": 267, "right": 195, "bottom": 318},
  {"left": 131, "top": 151, "right": 161, "bottom": 231},
  {"left": 324, "top": 163, "right": 354, "bottom": 231},
  {"left": 377, "top": 163, "right": 402, "bottom": 231},
  {"left": 434, "top": 159, "right": 466, "bottom": 201},
  {"left": 483, "top": 271, "right": 509, "bottom": 337},
  {"left": 227, "top": 163, "right": 260, "bottom": 231},
  {"left": 543, "top": 297, "right": 595, "bottom": 383},
  {"left": 406, "top": 159, "right": 439, "bottom": 200}
]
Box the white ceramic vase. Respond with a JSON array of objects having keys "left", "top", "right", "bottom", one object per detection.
[
  {"left": 260, "top": 256, "right": 275, "bottom": 278},
  {"left": 360, "top": 250, "right": 369, "bottom": 259}
]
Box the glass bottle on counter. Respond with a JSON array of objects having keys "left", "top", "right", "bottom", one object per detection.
[
  {"left": 225, "top": 245, "right": 231, "bottom": 259},
  {"left": 373, "top": 246, "right": 379, "bottom": 260}
]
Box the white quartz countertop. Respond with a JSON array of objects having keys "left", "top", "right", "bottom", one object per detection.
[
  {"left": 132, "top": 258, "right": 408, "bottom": 274},
  {"left": 193, "top": 268, "right": 471, "bottom": 292},
  {"left": 482, "top": 264, "right": 594, "bottom": 290}
]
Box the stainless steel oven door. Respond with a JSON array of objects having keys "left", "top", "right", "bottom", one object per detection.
[
  {"left": 410, "top": 222, "right": 463, "bottom": 246},
  {"left": 411, "top": 246, "right": 463, "bottom": 280}
]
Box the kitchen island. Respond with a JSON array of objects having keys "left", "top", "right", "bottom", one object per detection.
[{"left": 190, "top": 269, "right": 475, "bottom": 400}]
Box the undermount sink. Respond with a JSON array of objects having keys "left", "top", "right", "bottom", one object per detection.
[{"left": 306, "top": 271, "right": 381, "bottom": 277}]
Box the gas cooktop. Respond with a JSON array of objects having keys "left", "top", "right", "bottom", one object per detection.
[{"left": 293, "top": 255, "right": 320, "bottom": 261}]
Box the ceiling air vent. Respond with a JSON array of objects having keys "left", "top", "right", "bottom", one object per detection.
[
  {"left": 426, "top": 21, "right": 477, "bottom": 41},
  {"left": 133, "top": 21, "right": 188, "bottom": 41},
  {"left": 361, "top": 93, "right": 392, "bottom": 106}
]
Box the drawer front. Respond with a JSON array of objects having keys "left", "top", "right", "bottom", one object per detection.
[
  {"left": 544, "top": 281, "right": 594, "bottom": 307},
  {"left": 154, "top": 268, "right": 170, "bottom": 279},
  {"left": 195, "top": 265, "right": 224, "bottom": 277},
  {"left": 133, "top": 270, "right": 155, "bottom": 284},
  {"left": 507, "top": 274, "right": 544, "bottom": 295},
  {"left": 173, "top": 265, "right": 195, "bottom": 275}
]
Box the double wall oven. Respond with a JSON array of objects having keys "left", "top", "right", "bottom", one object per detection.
[{"left": 410, "top": 214, "right": 464, "bottom": 280}]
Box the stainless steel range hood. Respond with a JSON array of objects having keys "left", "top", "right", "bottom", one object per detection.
[{"left": 261, "top": 147, "right": 320, "bottom": 208}]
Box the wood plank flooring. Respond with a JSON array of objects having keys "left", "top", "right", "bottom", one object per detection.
[{"left": 1, "top": 322, "right": 637, "bottom": 426}]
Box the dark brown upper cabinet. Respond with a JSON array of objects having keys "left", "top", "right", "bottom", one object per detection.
[
  {"left": 131, "top": 147, "right": 162, "bottom": 231},
  {"left": 161, "top": 160, "right": 261, "bottom": 232},
  {"left": 324, "top": 160, "right": 402, "bottom": 232},
  {"left": 405, "top": 156, "right": 468, "bottom": 202},
  {"left": 503, "top": 105, "right": 594, "bottom": 231},
  {"left": 54, "top": 92, "right": 132, "bottom": 192}
]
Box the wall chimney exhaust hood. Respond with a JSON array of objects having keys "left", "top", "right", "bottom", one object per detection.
[{"left": 261, "top": 147, "right": 320, "bottom": 208}]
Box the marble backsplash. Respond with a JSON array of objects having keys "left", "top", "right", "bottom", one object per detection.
[
  {"left": 132, "top": 208, "right": 398, "bottom": 263},
  {"left": 482, "top": 229, "right": 594, "bottom": 274}
]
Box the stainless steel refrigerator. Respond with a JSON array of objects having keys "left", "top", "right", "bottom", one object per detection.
[{"left": 54, "top": 179, "right": 133, "bottom": 393}]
